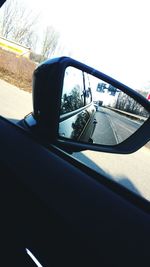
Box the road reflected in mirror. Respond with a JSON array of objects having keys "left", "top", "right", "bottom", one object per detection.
[{"left": 59, "top": 67, "right": 150, "bottom": 146}]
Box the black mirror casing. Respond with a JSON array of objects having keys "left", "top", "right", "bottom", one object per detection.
[
  {"left": 25, "top": 57, "right": 150, "bottom": 154},
  {"left": 31, "top": 58, "right": 65, "bottom": 140}
]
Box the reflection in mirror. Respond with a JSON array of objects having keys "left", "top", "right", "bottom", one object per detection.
[
  {"left": 59, "top": 67, "right": 150, "bottom": 146},
  {"left": 60, "top": 67, "right": 85, "bottom": 114}
]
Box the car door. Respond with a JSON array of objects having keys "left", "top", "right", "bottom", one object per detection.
[{"left": 0, "top": 116, "right": 150, "bottom": 266}]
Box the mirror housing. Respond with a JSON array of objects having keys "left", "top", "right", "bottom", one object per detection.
[{"left": 24, "top": 57, "right": 150, "bottom": 154}]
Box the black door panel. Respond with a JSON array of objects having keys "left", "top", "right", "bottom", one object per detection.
[{"left": 0, "top": 117, "right": 150, "bottom": 266}]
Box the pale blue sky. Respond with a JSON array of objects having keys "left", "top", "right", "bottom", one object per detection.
[{"left": 14, "top": 0, "right": 150, "bottom": 90}]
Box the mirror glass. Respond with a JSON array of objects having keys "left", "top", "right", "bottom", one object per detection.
[{"left": 59, "top": 66, "right": 150, "bottom": 146}]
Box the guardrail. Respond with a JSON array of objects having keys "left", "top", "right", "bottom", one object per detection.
[
  {"left": 107, "top": 106, "right": 150, "bottom": 149},
  {"left": 107, "top": 106, "right": 148, "bottom": 122},
  {"left": 0, "top": 36, "right": 30, "bottom": 58}
]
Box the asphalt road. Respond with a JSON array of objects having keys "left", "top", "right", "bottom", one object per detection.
[
  {"left": 92, "top": 107, "right": 143, "bottom": 145},
  {"left": 0, "top": 79, "right": 150, "bottom": 201},
  {"left": 0, "top": 79, "right": 32, "bottom": 121}
]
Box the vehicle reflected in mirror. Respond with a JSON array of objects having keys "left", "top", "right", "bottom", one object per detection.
[{"left": 59, "top": 66, "right": 150, "bottom": 146}]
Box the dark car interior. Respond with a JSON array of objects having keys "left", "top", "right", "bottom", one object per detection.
[{"left": 0, "top": 115, "right": 150, "bottom": 266}]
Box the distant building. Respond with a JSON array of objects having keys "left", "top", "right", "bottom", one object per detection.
[{"left": 0, "top": 36, "right": 31, "bottom": 58}]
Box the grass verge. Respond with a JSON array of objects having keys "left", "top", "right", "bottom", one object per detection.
[{"left": 0, "top": 48, "right": 36, "bottom": 92}]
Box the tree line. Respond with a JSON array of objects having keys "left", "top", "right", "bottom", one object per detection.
[
  {"left": 0, "top": 0, "right": 60, "bottom": 62},
  {"left": 116, "top": 91, "right": 149, "bottom": 118},
  {"left": 96, "top": 82, "right": 149, "bottom": 118}
]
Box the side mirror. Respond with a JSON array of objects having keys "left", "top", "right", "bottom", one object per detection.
[{"left": 24, "top": 57, "right": 150, "bottom": 154}]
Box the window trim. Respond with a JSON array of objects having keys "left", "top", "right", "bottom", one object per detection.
[{"left": 59, "top": 103, "right": 93, "bottom": 122}]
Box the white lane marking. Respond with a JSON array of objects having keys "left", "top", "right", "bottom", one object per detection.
[
  {"left": 26, "top": 248, "right": 43, "bottom": 267},
  {"left": 106, "top": 114, "right": 120, "bottom": 144}
]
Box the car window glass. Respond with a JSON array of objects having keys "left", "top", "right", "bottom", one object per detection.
[{"left": 60, "top": 67, "right": 84, "bottom": 114}]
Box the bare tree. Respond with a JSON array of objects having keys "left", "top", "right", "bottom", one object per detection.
[
  {"left": 0, "top": 0, "right": 16, "bottom": 37},
  {"left": 0, "top": 0, "right": 39, "bottom": 49},
  {"left": 41, "top": 26, "right": 60, "bottom": 61}
]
